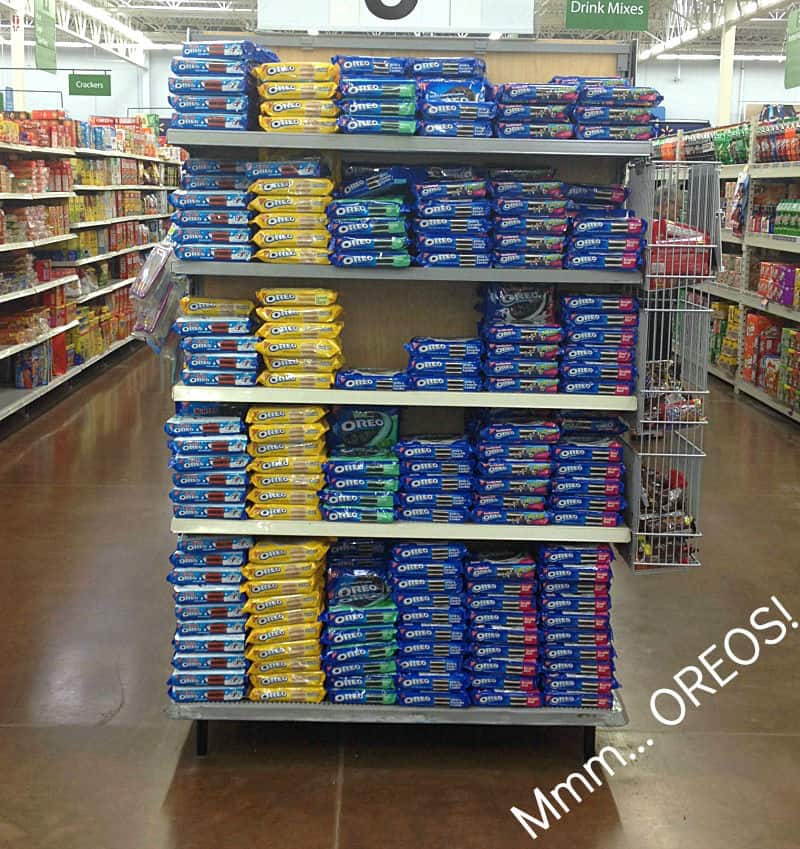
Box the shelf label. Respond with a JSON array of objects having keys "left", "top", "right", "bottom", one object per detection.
[
  {"left": 786, "top": 9, "right": 800, "bottom": 89},
  {"left": 565, "top": 0, "right": 648, "bottom": 31},
  {"left": 34, "top": 0, "right": 57, "bottom": 73},
  {"left": 69, "top": 73, "right": 111, "bottom": 97}
]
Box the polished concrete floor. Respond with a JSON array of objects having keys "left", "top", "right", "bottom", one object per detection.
[{"left": 0, "top": 346, "right": 797, "bottom": 849}]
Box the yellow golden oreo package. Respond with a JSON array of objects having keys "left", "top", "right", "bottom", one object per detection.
[
  {"left": 242, "top": 593, "right": 322, "bottom": 616},
  {"left": 260, "top": 100, "right": 339, "bottom": 118},
  {"left": 258, "top": 116, "right": 338, "bottom": 134},
  {"left": 255, "top": 337, "right": 342, "bottom": 359},
  {"left": 252, "top": 212, "right": 329, "bottom": 230},
  {"left": 247, "top": 455, "right": 328, "bottom": 476},
  {"left": 249, "top": 671, "right": 325, "bottom": 689},
  {"left": 255, "top": 287, "right": 337, "bottom": 307},
  {"left": 255, "top": 321, "right": 343, "bottom": 340},
  {"left": 243, "top": 560, "right": 324, "bottom": 584},
  {"left": 246, "top": 620, "right": 323, "bottom": 646},
  {"left": 256, "top": 371, "right": 334, "bottom": 390},
  {"left": 249, "top": 538, "right": 329, "bottom": 562},
  {"left": 254, "top": 246, "right": 331, "bottom": 264},
  {"left": 248, "top": 177, "right": 335, "bottom": 197},
  {"left": 255, "top": 304, "right": 343, "bottom": 324},
  {"left": 247, "top": 488, "right": 321, "bottom": 508},
  {"left": 252, "top": 229, "right": 330, "bottom": 249},
  {"left": 248, "top": 195, "right": 330, "bottom": 215},
  {"left": 258, "top": 80, "right": 338, "bottom": 100},
  {"left": 179, "top": 297, "right": 253, "bottom": 317},
  {"left": 253, "top": 62, "right": 338, "bottom": 83},
  {"left": 245, "top": 639, "right": 322, "bottom": 663},
  {"left": 264, "top": 355, "right": 343, "bottom": 373},
  {"left": 247, "top": 421, "right": 329, "bottom": 444},
  {"left": 249, "top": 686, "right": 325, "bottom": 703},
  {"left": 246, "top": 502, "right": 323, "bottom": 521},
  {"left": 245, "top": 405, "right": 327, "bottom": 425},
  {"left": 248, "top": 472, "right": 324, "bottom": 491},
  {"left": 246, "top": 436, "right": 326, "bottom": 458}
]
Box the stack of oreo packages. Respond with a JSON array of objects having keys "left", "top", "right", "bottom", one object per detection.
[
  {"left": 465, "top": 548, "right": 542, "bottom": 707},
  {"left": 335, "top": 56, "right": 417, "bottom": 135},
  {"left": 392, "top": 542, "right": 470, "bottom": 707},
  {"left": 413, "top": 57, "right": 493, "bottom": 138},
  {"left": 323, "top": 539, "right": 400, "bottom": 704},
  {"left": 537, "top": 543, "right": 618, "bottom": 709}
]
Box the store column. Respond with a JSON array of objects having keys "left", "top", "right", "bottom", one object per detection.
[{"left": 717, "top": 0, "right": 737, "bottom": 125}]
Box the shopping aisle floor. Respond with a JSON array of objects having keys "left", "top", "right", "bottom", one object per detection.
[{"left": 0, "top": 347, "right": 797, "bottom": 849}]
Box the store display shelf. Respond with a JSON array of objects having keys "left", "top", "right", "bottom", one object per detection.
[
  {"left": 74, "top": 147, "right": 164, "bottom": 163},
  {"left": 0, "top": 140, "right": 76, "bottom": 157},
  {"left": 0, "top": 274, "right": 80, "bottom": 305},
  {"left": 171, "top": 260, "right": 643, "bottom": 285},
  {"left": 0, "top": 191, "right": 75, "bottom": 201},
  {"left": 0, "top": 320, "right": 79, "bottom": 362},
  {"left": 74, "top": 184, "right": 170, "bottom": 192},
  {"left": 721, "top": 229, "right": 743, "bottom": 245},
  {"left": 735, "top": 379, "right": 800, "bottom": 423},
  {"left": 719, "top": 164, "right": 745, "bottom": 179},
  {"left": 73, "top": 277, "right": 136, "bottom": 304},
  {"left": 71, "top": 212, "right": 170, "bottom": 229},
  {"left": 168, "top": 694, "right": 627, "bottom": 727},
  {"left": 51, "top": 243, "right": 155, "bottom": 267},
  {"left": 745, "top": 232, "right": 800, "bottom": 254},
  {"left": 167, "top": 129, "right": 652, "bottom": 159},
  {"left": 171, "top": 384, "right": 639, "bottom": 412},
  {"left": 749, "top": 162, "right": 800, "bottom": 179},
  {"left": 0, "top": 336, "right": 136, "bottom": 423},
  {"left": 695, "top": 279, "right": 800, "bottom": 322},
  {"left": 170, "top": 517, "right": 631, "bottom": 544},
  {"left": 0, "top": 233, "right": 74, "bottom": 253},
  {"left": 708, "top": 363, "right": 735, "bottom": 385}
]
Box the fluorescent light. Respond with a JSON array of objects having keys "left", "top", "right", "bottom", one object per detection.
[
  {"left": 653, "top": 53, "right": 785, "bottom": 62},
  {"left": 488, "top": 31, "right": 502, "bottom": 40},
  {"left": 307, "top": 28, "right": 319, "bottom": 35},
  {"left": 61, "top": 0, "right": 155, "bottom": 48}
]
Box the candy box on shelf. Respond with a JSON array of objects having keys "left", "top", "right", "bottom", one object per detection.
[{"left": 741, "top": 312, "right": 781, "bottom": 384}]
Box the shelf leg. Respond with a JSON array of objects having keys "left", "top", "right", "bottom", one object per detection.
[
  {"left": 582, "top": 726, "right": 596, "bottom": 761},
  {"left": 195, "top": 719, "right": 208, "bottom": 757}
]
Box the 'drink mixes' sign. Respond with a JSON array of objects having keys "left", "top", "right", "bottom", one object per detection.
[
  {"left": 566, "top": 0, "right": 649, "bottom": 31},
  {"left": 258, "top": 0, "right": 535, "bottom": 33},
  {"left": 69, "top": 74, "right": 111, "bottom": 96}
]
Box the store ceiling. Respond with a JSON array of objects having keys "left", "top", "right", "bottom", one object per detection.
[{"left": 4, "top": 0, "right": 794, "bottom": 60}]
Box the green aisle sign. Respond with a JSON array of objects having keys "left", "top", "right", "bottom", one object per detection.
[
  {"left": 34, "top": 0, "right": 57, "bottom": 73},
  {"left": 785, "top": 9, "right": 800, "bottom": 89},
  {"left": 566, "top": 0, "right": 649, "bottom": 31},
  {"left": 69, "top": 73, "right": 111, "bottom": 96}
]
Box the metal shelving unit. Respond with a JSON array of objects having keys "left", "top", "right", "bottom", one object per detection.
[
  {"left": 0, "top": 274, "right": 79, "bottom": 305},
  {"left": 0, "top": 319, "right": 79, "bottom": 361},
  {"left": 167, "top": 129, "right": 651, "bottom": 159},
  {"left": 74, "top": 147, "right": 166, "bottom": 164},
  {"left": 71, "top": 212, "right": 170, "bottom": 229},
  {"left": 0, "top": 336, "right": 136, "bottom": 423},
  {"left": 0, "top": 191, "right": 75, "bottom": 201},
  {"left": 74, "top": 184, "right": 171, "bottom": 192},
  {"left": 162, "top": 102, "right": 682, "bottom": 756},
  {"left": 51, "top": 242, "right": 155, "bottom": 267},
  {"left": 172, "top": 384, "right": 638, "bottom": 411},
  {"left": 171, "top": 259, "right": 642, "bottom": 285},
  {"left": 73, "top": 277, "right": 136, "bottom": 304}
]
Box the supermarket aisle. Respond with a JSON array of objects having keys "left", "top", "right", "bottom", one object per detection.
[{"left": 0, "top": 355, "right": 798, "bottom": 849}]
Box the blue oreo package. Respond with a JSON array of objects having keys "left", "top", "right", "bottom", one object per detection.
[
  {"left": 322, "top": 625, "right": 397, "bottom": 646},
  {"left": 328, "top": 198, "right": 408, "bottom": 218},
  {"left": 167, "top": 566, "right": 243, "bottom": 585},
  {"left": 329, "top": 690, "right": 398, "bottom": 705},
  {"left": 167, "top": 434, "right": 248, "bottom": 454},
  {"left": 572, "top": 216, "right": 647, "bottom": 236},
  {"left": 549, "top": 495, "right": 625, "bottom": 513},
  {"left": 333, "top": 235, "right": 410, "bottom": 252},
  {"left": 485, "top": 376, "right": 559, "bottom": 393},
  {"left": 477, "top": 459, "right": 552, "bottom": 478},
  {"left": 397, "top": 691, "right": 469, "bottom": 707},
  {"left": 421, "top": 101, "right": 496, "bottom": 120},
  {"left": 171, "top": 113, "right": 248, "bottom": 131},
  {"left": 334, "top": 55, "right": 408, "bottom": 76},
  {"left": 560, "top": 362, "right": 635, "bottom": 381},
  {"left": 168, "top": 669, "right": 246, "bottom": 687},
  {"left": 568, "top": 236, "right": 645, "bottom": 254},
  {"left": 544, "top": 693, "right": 613, "bottom": 709},
  {"left": 320, "top": 506, "right": 396, "bottom": 522},
  {"left": 550, "top": 511, "right": 624, "bottom": 527},
  {"left": 559, "top": 380, "right": 635, "bottom": 396},
  {"left": 334, "top": 369, "right": 409, "bottom": 391},
  {"left": 169, "top": 453, "right": 250, "bottom": 472},
  {"left": 472, "top": 494, "right": 546, "bottom": 512},
  {"left": 182, "top": 41, "right": 277, "bottom": 61},
  {"left": 416, "top": 234, "right": 491, "bottom": 252},
  {"left": 415, "top": 199, "right": 491, "bottom": 218},
  {"left": 169, "top": 94, "right": 248, "bottom": 114},
  {"left": 495, "top": 103, "right": 573, "bottom": 121},
  {"left": 407, "top": 358, "right": 481, "bottom": 377},
  {"left": 397, "top": 507, "right": 470, "bottom": 523},
  {"left": 330, "top": 251, "right": 412, "bottom": 268},
  {"left": 328, "top": 218, "right": 408, "bottom": 237},
  {"left": 397, "top": 609, "right": 466, "bottom": 627},
  {"left": 165, "top": 415, "right": 244, "bottom": 436},
  {"left": 392, "top": 542, "right": 467, "bottom": 562},
  {"left": 397, "top": 672, "right": 468, "bottom": 692},
  {"left": 578, "top": 84, "right": 662, "bottom": 105},
  {"left": 172, "top": 504, "right": 247, "bottom": 519},
  {"left": 413, "top": 252, "right": 492, "bottom": 268},
  {"left": 575, "top": 124, "right": 657, "bottom": 141},
  {"left": 169, "top": 548, "right": 247, "bottom": 566},
  {"left": 168, "top": 686, "right": 246, "bottom": 702},
  {"left": 408, "top": 375, "right": 483, "bottom": 391},
  {"left": 493, "top": 216, "right": 568, "bottom": 235},
  {"left": 390, "top": 559, "right": 464, "bottom": 577},
  {"left": 177, "top": 534, "right": 252, "bottom": 552},
  {"left": 548, "top": 478, "right": 624, "bottom": 497},
  {"left": 173, "top": 226, "right": 252, "bottom": 244},
  {"left": 169, "top": 190, "right": 249, "bottom": 209},
  {"left": 493, "top": 233, "right": 566, "bottom": 252},
  {"left": 337, "top": 116, "right": 417, "bottom": 135},
  {"left": 484, "top": 360, "right": 559, "bottom": 378},
  {"left": 394, "top": 592, "right": 465, "bottom": 610},
  {"left": 573, "top": 105, "right": 655, "bottom": 124},
  {"left": 411, "top": 57, "right": 486, "bottom": 77},
  {"left": 472, "top": 509, "right": 550, "bottom": 525},
  {"left": 485, "top": 342, "right": 560, "bottom": 361},
  {"left": 168, "top": 76, "right": 247, "bottom": 94},
  {"left": 180, "top": 336, "right": 258, "bottom": 353},
  {"left": 396, "top": 641, "right": 466, "bottom": 658},
  {"left": 496, "top": 123, "right": 575, "bottom": 139},
  {"left": 183, "top": 159, "right": 250, "bottom": 174},
  {"left": 413, "top": 217, "right": 489, "bottom": 235},
  {"left": 495, "top": 83, "right": 579, "bottom": 103},
  {"left": 473, "top": 478, "right": 550, "bottom": 495},
  {"left": 394, "top": 437, "right": 472, "bottom": 461},
  {"left": 169, "top": 487, "right": 247, "bottom": 504},
  {"left": 180, "top": 174, "right": 250, "bottom": 190},
  {"left": 173, "top": 209, "right": 251, "bottom": 226},
  {"left": 184, "top": 352, "right": 259, "bottom": 371},
  {"left": 417, "top": 78, "right": 486, "bottom": 101},
  {"left": 404, "top": 338, "right": 482, "bottom": 358},
  {"left": 341, "top": 166, "right": 409, "bottom": 199},
  {"left": 172, "top": 652, "right": 246, "bottom": 670},
  {"left": 419, "top": 121, "right": 493, "bottom": 138},
  {"left": 318, "top": 492, "right": 397, "bottom": 509},
  {"left": 493, "top": 252, "right": 563, "bottom": 269},
  {"left": 338, "top": 78, "right": 418, "bottom": 99},
  {"left": 413, "top": 180, "right": 487, "bottom": 201},
  {"left": 398, "top": 459, "right": 473, "bottom": 476},
  {"left": 396, "top": 657, "right": 463, "bottom": 674},
  {"left": 400, "top": 474, "right": 474, "bottom": 493},
  {"left": 174, "top": 244, "right": 255, "bottom": 262},
  {"left": 492, "top": 197, "right": 570, "bottom": 216}
]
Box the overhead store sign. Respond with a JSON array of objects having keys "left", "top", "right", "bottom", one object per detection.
[
  {"left": 34, "top": 0, "right": 57, "bottom": 73},
  {"left": 69, "top": 74, "right": 111, "bottom": 96},
  {"left": 785, "top": 9, "right": 800, "bottom": 89},
  {"left": 257, "top": 0, "right": 535, "bottom": 33},
  {"left": 565, "top": 0, "right": 648, "bottom": 32}
]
